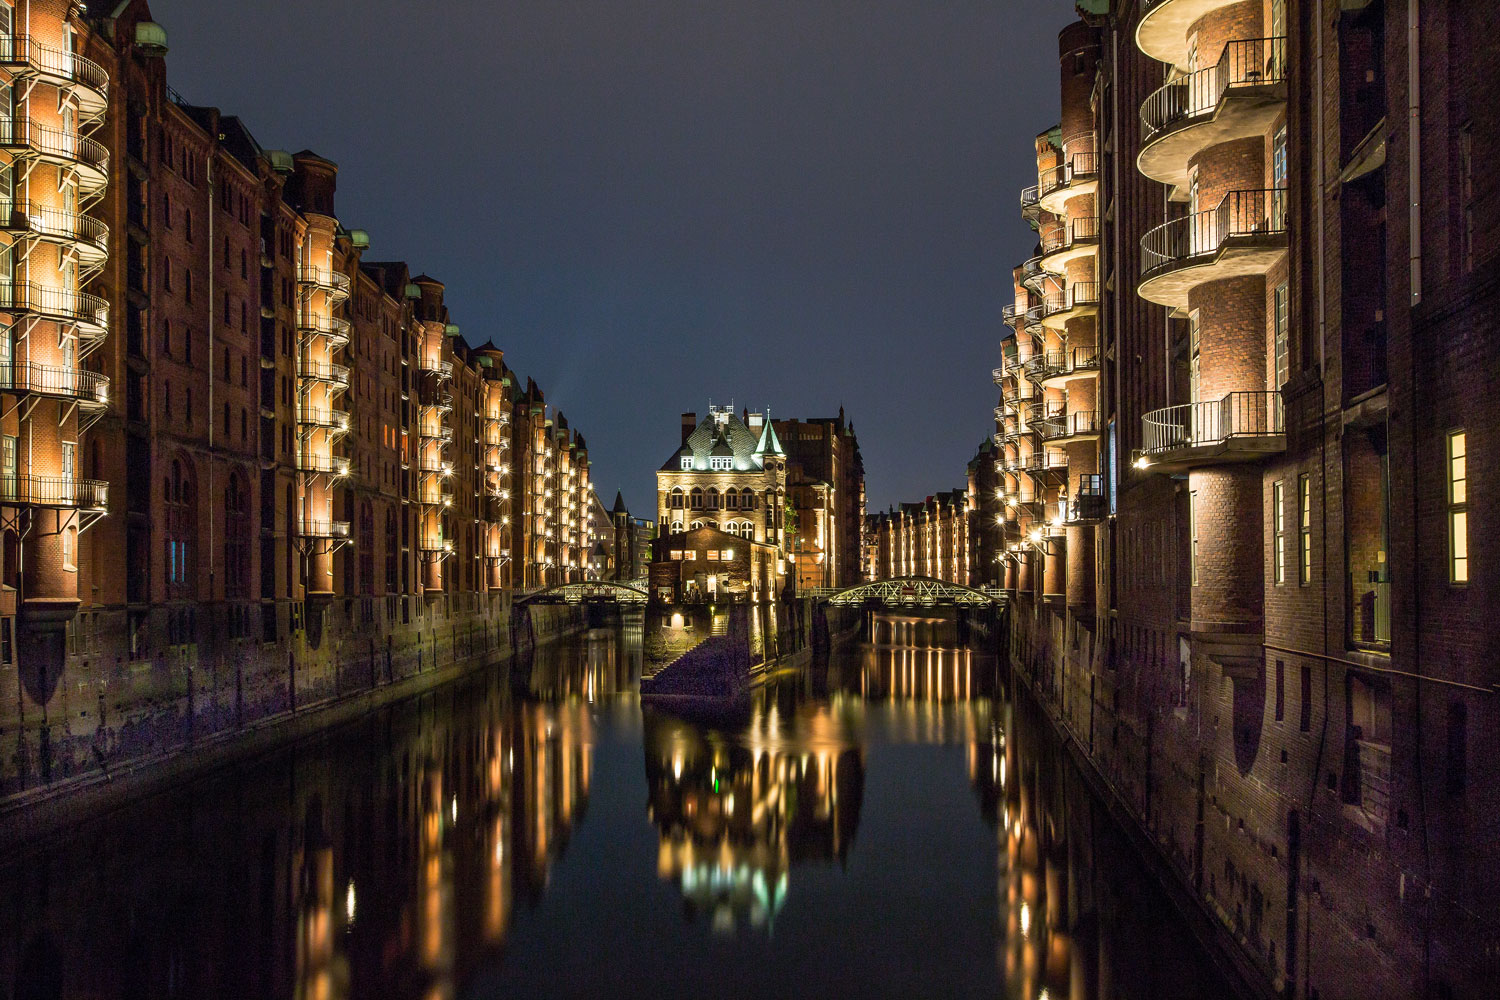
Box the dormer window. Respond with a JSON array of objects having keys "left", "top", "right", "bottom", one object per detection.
[
  {"left": 681, "top": 457, "right": 692, "bottom": 470},
  {"left": 710, "top": 457, "right": 732, "bottom": 471}
]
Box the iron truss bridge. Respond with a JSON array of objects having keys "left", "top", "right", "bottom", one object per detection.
[
  {"left": 804, "top": 577, "right": 1007, "bottom": 609},
  {"left": 514, "top": 581, "right": 649, "bottom": 606}
]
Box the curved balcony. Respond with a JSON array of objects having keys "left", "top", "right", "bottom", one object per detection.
[
  {"left": 1139, "top": 189, "right": 1288, "bottom": 310},
  {"left": 0, "top": 117, "right": 109, "bottom": 195},
  {"left": 1136, "top": 0, "right": 1248, "bottom": 70},
  {"left": 0, "top": 474, "right": 107, "bottom": 510},
  {"left": 298, "top": 518, "right": 350, "bottom": 539},
  {"left": 1139, "top": 390, "right": 1284, "bottom": 472},
  {"left": 299, "top": 358, "right": 350, "bottom": 389},
  {"left": 419, "top": 358, "right": 453, "bottom": 380},
  {"left": 0, "top": 37, "right": 109, "bottom": 117},
  {"left": 297, "top": 405, "right": 348, "bottom": 432},
  {"left": 418, "top": 537, "right": 453, "bottom": 555},
  {"left": 0, "top": 282, "right": 108, "bottom": 338},
  {"left": 1028, "top": 346, "right": 1100, "bottom": 389},
  {"left": 1020, "top": 184, "right": 1042, "bottom": 223},
  {"left": 0, "top": 362, "right": 108, "bottom": 404},
  {"left": 418, "top": 454, "right": 454, "bottom": 476},
  {"left": 0, "top": 202, "right": 109, "bottom": 266},
  {"left": 992, "top": 366, "right": 1010, "bottom": 386},
  {"left": 1037, "top": 138, "right": 1098, "bottom": 215},
  {"left": 298, "top": 454, "right": 349, "bottom": 476},
  {"left": 296, "top": 266, "right": 351, "bottom": 304},
  {"left": 422, "top": 392, "right": 454, "bottom": 415},
  {"left": 1040, "top": 281, "right": 1099, "bottom": 330},
  {"left": 1039, "top": 215, "right": 1100, "bottom": 275},
  {"left": 297, "top": 315, "right": 351, "bottom": 348},
  {"left": 1002, "top": 302, "right": 1021, "bottom": 329},
  {"left": 1038, "top": 410, "right": 1100, "bottom": 443},
  {"left": 420, "top": 426, "right": 455, "bottom": 447},
  {"left": 1138, "top": 38, "right": 1287, "bottom": 193},
  {"left": 1020, "top": 255, "right": 1048, "bottom": 293},
  {"left": 1023, "top": 450, "right": 1069, "bottom": 477}
]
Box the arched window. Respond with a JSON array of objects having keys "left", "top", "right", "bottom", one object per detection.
[
  {"left": 741, "top": 488, "right": 755, "bottom": 509},
  {"left": 689, "top": 487, "right": 704, "bottom": 510},
  {"left": 224, "top": 471, "right": 249, "bottom": 598},
  {"left": 166, "top": 456, "right": 197, "bottom": 599},
  {"left": 725, "top": 490, "right": 739, "bottom": 510},
  {"left": 706, "top": 487, "right": 720, "bottom": 510},
  {"left": 670, "top": 487, "right": 684, "bottom": 509},
  {"left": 690, "top": 520, "right": 704, "bottom": 531},
  {"left": 671, "top": 517, "right": 683, "bottom": 534}
]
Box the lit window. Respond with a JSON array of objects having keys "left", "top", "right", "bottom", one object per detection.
[
  {"left": 710, "top": 456, "right": 732, "bottom": 471},
  {"left": 684, "top": 551, "right": 697, "bottom": 561},
  {"left": 1189, "top": 490, "right": 1199, "bottom": 586},
  {"left": 1272, "top": 481, "right": 1286, "bottom": 586},
  {"left": 1449, "top": 431, "right": 1468, "bottom": 583},
  {"left": 1298, "top": 474, "right": 1312, "bottom": 585},
  {"left": 681, "top": 457, "right": 692, "bottom": 470},
  {"left": 705, "top": 550, "right": 718, "bottom": 561}
]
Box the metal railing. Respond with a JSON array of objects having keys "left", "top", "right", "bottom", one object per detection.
[
  {"left": 299, "top": 359, "right": 350, "bottom": 385},
  {"left": 298, "top": 315, "right": 351, "bottom": 344},
  {"left": 0, "top": 35, "right": 109, "bottom": 98},
  {"left": 0, "top": 282, "right": 108, "bottom": 327},
  {"left": 1038, "top": 137, "right": 1099, "bottom": 199},
  {"left": 297, "top": 518, "right": 350, "bottom": 538},
  {"left": 1039, "top": 410, "right": 1098, "bottom": 441},
  {"left": 1068, "top": 473, "right": 1107, "bottom": 522},
  {"left": 298, "top": 454, "right": 349, "bottom": 475},
  {"left": 296, "top": 266, "right": 351, "bottom": 298},
  {"left": 1042, "top": 281, "right": 1099, "bottom": 319},
  {"left": 1040, "top": 215, "right": 1100, "bottom": 255},
  {"left": 1020, "top": 255, "right": 1047, "bottom": 290},
  {"left": 1020, "top": 185, "right": 1041, "bottom": 215},
  {"left": 297, "top": 405, "right": 349, "bottom": 430},
  {"left": 0, "top": 201, "right": 109, "bottom": 252},
  {"left": 419, "top": 358, "right": 454, "bottom": 379},
  {"left": 1141, "top": 37, "right": 1287, "bottom": 141},
  {"left": 1141, "top": 188, "right": 1288, "bottom": 276},
  {"left": 423, "top": 391, "right": 454, "bottom": 412},
  {"left": 0, "top": 361, "right": 108, "bottom": 402},
  {"left": 1141, "top": 390, "right": 1283, "bottom": 455},
  {"left": 0, "top": 117, "right": 108, "bottom": 173},
  {"left": 0, "top": 474, "right": 107, "bottom": 508},
  {"left": 1002, "top": 303, "right": 1020, "bottom": 327}
]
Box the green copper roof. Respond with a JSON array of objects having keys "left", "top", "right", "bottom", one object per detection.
[
  {"left": 753, "top": 415, "right": 785, "bottom": 458},
  {"left": 444, "top": 324, "right": 461, "bottom": 337}
]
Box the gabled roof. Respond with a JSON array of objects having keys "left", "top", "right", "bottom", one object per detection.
[{"left": 660, "top": 408, "right": 765, "bottom": 472}]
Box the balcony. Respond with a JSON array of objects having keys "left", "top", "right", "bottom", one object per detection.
[
  {"left": 1020, "top": 184, "right": 1041, "bottom": 223},
  {"left": 298, "top": 454, "right": 349, "bottom": 476},
  {"left": 0, "top": 117, "right": 109, "bottom": 195},
  {"left": 1040, "top": 282, "right": 1099, "bottom": 330},
  {"left": 0, "top": 202, "right": 109, "bottom": 265},
  {"left": 297, "top": 518, "right": 350, "bottom": 539},
  {"left": 299, "top": 358, "right": 350, "bottom": 388},
  {"left": 1038, "top": 410, "right": 1100, "bottom": 443},
  {"left": 297, "top": 405, "right": 348, "bottom": 432},
  {"left": 1136, "top": 0, "right": 1250, "bottom": 70},
  {"left": 1020, "top": 255, "right": 1048, "bottom": 293},
  {"left": 1139, "top": 38, "right": 1288, "bottom": 193},
  {"left": 1023, "top": 449, "right": 1068, "bottom": 477},
  {"left": 0, "top": 474, "right": 107, "bottom": 510},
  {"left": 418, "top": 455, "right": 454, "bottom": 476},
  {"left": 0, "top": 362, "right": 108, "bottom": 405},
  {"left": 422, "top": 391, "right": 454, "bottom": 415},
  {"left": 419, "top": 358, "right": 454, "bottom": 380},
  {"left": 0, "top": 282, "right": 109, "bottom": 337},
  {"left": 421, "top": 425, "right": 454, "bottom": 446},
  {"left": 1002, "top": 303, "right": 1021, "bottom": 329},
  {"left": 296, "top": 266, "right": 351, "bottom": 303},
  {"left": 298, "top": 315, "right": 351, "bottom": 348},
  {"left": 0, "top": 35, "right": 110, "bottom": 116},
  {"left": 1139, "top": 390, "right": 1284, "bottom": 471},
  {"left": 1039, "top": 215, "right": 1100, "bottom": 274},
  {"left": 1037, "top": 136, "right": 1098, "bottom": 215},
  {"left": 1139, "top": 189, "right": 1288, "bottom": 311},
  {"left": 1067, "top": 474, "right": 1108, "bottom": 524}
]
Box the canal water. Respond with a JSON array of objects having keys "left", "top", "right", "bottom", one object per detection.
[{"left": 0, "top": 616, "right": 1238, "bottom": 999}]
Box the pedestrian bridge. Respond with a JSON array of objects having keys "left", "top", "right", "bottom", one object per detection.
[
  {"left": 804, "top": 577, "right": 1006, "bottom": 609},
  {"left": 514, "top": 581, "right": 649, "bottom": 606}
]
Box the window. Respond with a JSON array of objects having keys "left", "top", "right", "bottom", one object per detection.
[
  {"left": 689, "top": 488, "right": 703, "bottom": 510},
  {"left": 705, "top": 550, "right": 718, "bottom": 561},
  {"left": 1299, "top": 665, "right": 1312, "bottom": 732},
  {"left": 1188, "top": 310, "right": 1201, "bottom": 404},
  {"left": 1275, "top": 660, "right": 1285, "bottom": 721},
  {"left": 1272, "top": 481, "right": 1286, "bottom": 585},
  {"left": 1272, "top": 124, "right": 1288, "bottom": 189},
  {"left": 1448, "top": 431, "right": 1467, "bottom": 583},
  {"left": 1298, "top": 474, "right": 1312, "bottom": 585},
  {"left": 680, "top": 457, "right": 692, "bottom": 470},
  {"left": 710, "top": 456, "right": 731, "bottom": 470},
  {"left": 683, "top": 550, "right": 697, "bottom": 561},
  {"left": 1189, "top": 490, "right": 1199, "bottom": 586},
  {"left": 1274, "top": 282, "right": 1289, "bottom": 389},
  {"left": 670, "top": 549, "right": 683, "bottom": 561}
]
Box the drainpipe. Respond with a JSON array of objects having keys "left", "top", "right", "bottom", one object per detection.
[
  {"left": 1407, "top": 0, "right": 1422, "bottom": 306},
  {"left": 207, "top": 151, "right": 215, "bottom": 592}
]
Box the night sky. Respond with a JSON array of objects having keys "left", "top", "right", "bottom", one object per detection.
[{"left": 152, "top": 0, "right": 1074, "bottom": 514}]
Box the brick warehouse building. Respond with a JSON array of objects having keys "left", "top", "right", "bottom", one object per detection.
[
  {"left": 773, "top": 410, "right": 866, "bottom": 591},
  {"left": 0, "top": 1, "right": 598, "bottom": 799},
  {"left": 867, "top": 490, "right": 972, "bottom": 585},
  {"left": 995, "top": 3, "right": 1498, "bottom": 998}
]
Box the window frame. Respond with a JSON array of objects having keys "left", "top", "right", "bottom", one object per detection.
[
  {"left": 1272, "top": 480, "right": 1286, "bottom": 585},
  {"left": 1448, "top": 429, "right": 1468, "bottom": 584}
]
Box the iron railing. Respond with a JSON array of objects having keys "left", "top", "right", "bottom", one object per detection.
[
  {"left": 1141, "top": 390, "right": 1284, "bottom": 455},
  {"left": 1141, "top": 37, "right": 1287, "bottom": 141},
  {"left": 1141, "top": 188, "right": 1288, "bottom": 276},
  {"left": 1041, "top": 215, "right": 1100, "bottom": 254},
  {"left": 297, "top": 405, "right": 348, "bottom": 430},
  {"left": 0, "top": 117, "right": 108, "bottom": 173},
  {"left": 0, "top": 35, "right": 110, "bottom": 97},
  {"left": 298, "top": 454, "right": 349, "bottom": 475},
  {"left": 0, "top": 201, "right": 109, "bottom": 253},
  {"left": 298, "top": 315, "right": 351, "bottom": 344},
  {"left": 0, "top": 282, "right": 108, "bottom": 326},
  {"left": 297, "top": 518, "right": 350, "bottom": 538},
  {"left": 1042, "top": 281, "right": 1100, "bottom": 320},
  {"left": 299, "top": 359, "right": 350, "bottom": 386},
  {"left": 0, "top": 475, "right": 108, "bottom": 508},
  {"left": 419, "top": 358, "right": 454, "bottom": 379},
  {"left": 296, "top": 266, "right": 351, "bottom": 298},
  {"left": 0, "top": 362, "right": 108, "bottom": 402}
]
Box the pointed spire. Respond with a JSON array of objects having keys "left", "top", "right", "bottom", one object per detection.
[
  {"left": 612, "top": 489, "right": 627, "bottom": 514},
  {"left": 753, "top": 409, "right": 785, "bottom": 458}
]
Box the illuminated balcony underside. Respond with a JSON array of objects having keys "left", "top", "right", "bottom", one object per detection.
[
  {"left": 0, "top": 117, "right": 109, "bottom": 196},
  {"left": 1037, "top": 168, "right": 1098, "bottom": 216},
  {"left": 1040, "top": 295, "right": 1098, "bottom": 331},
  {"left": 1138, "top": 237, "right": 1286, "bottom": 312},
  {"left": 298, "top": 316, "right": 350, "bottom": 349},
  {"left": 296, "top": 267, "right": 351, "bottom": 304},
  {"left": 1135, "top": 0, "right": 1245, "bottom": 70},
  {"left": 1038, "top": 231, "right": 1099, "bottom": 276},
  {"left": 298, "top": 454, "right": 348, "bottom": 476},
  {"left": 297, "top": 407, "right": 348, "bottom": 432},
  {"left": 1, "top": 202, "right": 109, "bottom": 265},
  {"left": 0, "top": 362, "right": 108, "bottom": 404},
  {"left": 1138, "top": 89, "right": 1286, "bottom": 196},
  {"left": 1036, "top": 412, "right": 1100, "bottom": 443},
  {"left": 0, "top": 474, "right": 107, "bottom": 510},
  {"left": 1140, "top": 391, "right": 1284, "bottom": 473},
  {"left": 0, "top": 36, "right": 109, "bottom": 116}
]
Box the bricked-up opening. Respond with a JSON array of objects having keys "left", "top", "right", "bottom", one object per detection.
[
  {"left": 1340, "top": 169, "right": 1387, "bottom": 402},
  {"left": 1345, "top": 426, "right": 1390, "bottom": 648},
  {"left": 1343, "top": 673, "right": 1392, "bottom": 824}
]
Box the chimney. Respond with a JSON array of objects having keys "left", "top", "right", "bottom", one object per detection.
[
  {"left": 681, "top": 412, "right": 696, "bottom": 444},
  {"left": 747, "top": 412, "right": 764, "bottom": 431}
]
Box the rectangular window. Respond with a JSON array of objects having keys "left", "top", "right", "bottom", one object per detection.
[
  {"left": 1274, "top": 283, "right": 1290, "bottom": 389},
  {"left": 683, "top": 551, "right": 696, "bottom": 561},
  {"left": 1448, "top": 430, "right": 1467, "bottom": 583},
  {"left": 680, "top": 457, "right": 691, "bottom": 470},
  {"left": 1299, "top": 664, "right": 1312, "bottom": 732},
  {"left": 1272, "top": 481, "right": 1286, "bottom": 585},
  {"left": 705, "top": 550, "right": 718, "bottom": 561},
  {"left": 1298, "top": 474, "right": 1312, "bottom": 585},
  {"left": 61, "top": 441, "right": 75, "bottom": 480},
  {"left": 1189, "top": 490, "right": 1199, "bottom": 586},
  {"left": 1275, "top": 660, "right": 1285, "bottom": 721}
]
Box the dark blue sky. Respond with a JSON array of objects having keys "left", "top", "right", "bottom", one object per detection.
[{"left": 153, "top": 0, "right": 1073, "bottom": 514}]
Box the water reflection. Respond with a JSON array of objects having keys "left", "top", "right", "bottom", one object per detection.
[{"left": 0, "top": 618, "right": 1235, "bottom": 999}]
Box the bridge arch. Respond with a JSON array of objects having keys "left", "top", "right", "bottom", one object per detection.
[
  {"left": 513, "top": 580, "right": 649, "bottom": 606},
  {"left": 809, "top": 577, "right": 1005, "bottom": 609}
]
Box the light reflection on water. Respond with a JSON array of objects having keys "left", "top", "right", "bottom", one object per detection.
[{"left": 0, "top": 617, "right": 1236, "bottom": 1000}]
